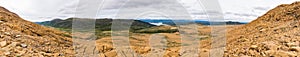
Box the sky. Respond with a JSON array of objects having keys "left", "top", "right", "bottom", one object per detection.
[{"left": 0, "top": 0, "right": 298, "bottom": 22}]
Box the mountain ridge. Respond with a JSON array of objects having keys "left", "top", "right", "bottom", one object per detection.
[{"left": 37, "top": 18, "right": 156, "bottom": 32}]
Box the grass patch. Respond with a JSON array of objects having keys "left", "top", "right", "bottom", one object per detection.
[{"left": 134, "top": 26, "right": 179, "bottom": 33}]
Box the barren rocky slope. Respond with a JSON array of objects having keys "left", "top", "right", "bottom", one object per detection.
[
  {"left": 0, "top": 6, "right": 74, "bottom": 56},
  {"left": 95, "top": 25, "right": 240, "bottom": 57},
  {"left": 225, "top": 2, "right": 300, "bottom": 57}
]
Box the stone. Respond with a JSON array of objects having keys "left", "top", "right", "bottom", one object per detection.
[
  {"left": 276, "top": 51, "right": 291, "bottom": 56},
  {"left": 20, "top": 44, "right": 27, "bottom": 48},
  {"left": 15, "top": 35, "right": 21, "bottom": 38},
  {"left": 289, "top": 47, "right": 300, "bottom": 52},
  {"left": 0, "top": 21, "right": 3, "bottom": 24},
  {"left": 171, "top": 27, "right": 177, "bottom": 30},
  {"left": 264, "top": 50, "right": 275, "bottom": 56},
  {"left": 4, "top": 51, "right": 10, "bottom": 55},
  {"left": 4, "top": 32, "right": 10, "bottom": 35},
  {"left": 58, "top": 53, "right": 64, "bottom": 56},
  {"left": 142, "top": 47, "right": 151, "bottom": 52},
  {"left": 202, "top": 49, "right": 209, "bottom": 52},
  {"left": 65, "top": 49, "right": 73, "bottom": 54},
  {"left": 0, "top": 41, "right": 7, "bottom": 47},
  {"left": 0, "top": 35, "right": 3, "bottom": 38},
  {"left": 259, "top": 29, "right": 266, "bottom": 32},
  {"left": 42, "top": 53, "right": 53, "bottom": 56},
  {"left": 104, "top": 50, "right": 117, "bottom": 57},
  {"left": 17, "top": 50, "right": 26, "bottom": 55},
  {"left": 174, "top": 32, "right": 180, "bottom": 35},
  {"left": 0, "top": 30, "right": 4, "bottom": 32},
  {"left": 249, "top": 50, "right": 257, "bottom": 55},
  {"left": 166, "top": 51, "right": 180, "bottom": 57},
  {"left": 2, "top": 46, "right": 11, "bottom": 51},
  {"left": 261, "top": 52, "right": 267, "bottom": 56},
  {"left": 0, "top": 49, "right": 6, "bottom": 55},
  {"left": 262, "top": 42, "right": 280, "bottom": 50},
  {"left": 37, "top": 53, "right": 44, "bottom": 57},
  {"left": 250, "top": 45, "right": 258, "bottom": 49},
  {"left": 286, "top": 42, "right": 298, "bottom": 47},
  {"left": 10, "top": 42, "right": 19, "bottom": 47},
  {"left": 99, "top": 53, "right": 105, "bottom": 57},
  {"left": 240, "top": 55, "right": 251, "bottom": 57},
  {"left": 286, "top": 52, "right": 297, "bottom": 57}
]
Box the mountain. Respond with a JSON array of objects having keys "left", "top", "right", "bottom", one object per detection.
[
  {"left": 139, "top": 19, "right": 197, "bottom": 26},
  {"left": 0, "top": 6, "right": 74, "bottom": 56},
  {"left": 226, "top": 2, "right": 300, "bottom": 57},
  {"left": 139, "top": 19, "right": 246, "bottom": 26},
  {"left": 37, "top": 18, "right": 156, "bottom": 32}
]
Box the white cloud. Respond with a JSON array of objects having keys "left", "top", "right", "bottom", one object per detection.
[
  {"left": 0, "top": 0, "right": 77, "bottom": 22},
  {"left": 219, "top": 0, "right": 297, "bottom": 22},
  {"left": 0, "top": 0, "right": 298, "bottom": 22}
]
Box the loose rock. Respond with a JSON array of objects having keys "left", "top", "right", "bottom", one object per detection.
[
  {"left": 104, "top": 51, "right": 117, "bottom": 57},
  {"left": 289, "top": 47, "right": 300, "bottom": 52},
  {"left": 4, "top": 51, "right": 10, "bottom": 55},
  {"left": 250, "top": 45, "right": 258, "bottom": 49},
  {"left": 4, "top": 32, "right": 10, "bottom": 35},
  {"left": 286, "top": 42, "right": 298, "bottom": 47},
  {"left": 99, "top": 53, "right": 105, "bottom": 57},
  {"left": 15, "top": 35, "right": 21, "bottom": 38},
  {"left": 259, "top": 29, "right": 266, "bottom": 32},
  {"left": 0, "top": 35, "right": 3, "bottom": 38},
  {"left": 0, "top": 20, "right": 3, "bottom": 24},
  {"left": 10, "top": 42, "right": 19, "bottom": 47},
  {"left": 20, "top": 44, "right": 27, "bottom": 48},
  {"left": 0, "top": 41, "right": 7, "bottom": 47}
]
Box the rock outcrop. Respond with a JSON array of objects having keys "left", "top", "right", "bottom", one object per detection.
[
  {"left": 226, "top": 2, "right": 300, "bottom": 57},
  {"left": 0, "top": 6, "right": 74, "bottom": 56}
]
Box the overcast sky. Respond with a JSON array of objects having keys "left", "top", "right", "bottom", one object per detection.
[{"left": 0, "top": 0, "right": 298, "bottom": 22}]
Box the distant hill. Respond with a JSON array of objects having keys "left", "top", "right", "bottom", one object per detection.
[
  {"left": 139, "top": 19, "right": 246, "bottom": 26},
  {"left": 37, "top": 18, "right": 156, "bottom": 32}
]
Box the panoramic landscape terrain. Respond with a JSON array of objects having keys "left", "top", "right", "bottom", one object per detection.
[{"left": 0, "top": 1, "right": 300, "bottom": 57}]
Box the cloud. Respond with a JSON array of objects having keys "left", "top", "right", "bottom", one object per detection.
[
  {"left": 99, "top": 0, "right": 195, "bottom": 19},
  {"left": 191, "top": 10, "right": 222, "bottom": 15},
  {"left": 0, "top": 0, "right": 77, "bottom": 22},
  {"left": 253, "top": 6, "right": 270, "bottom": 11},
  {"left": 225, "top": 12, "right": 258, "bottom": 17},
  {"left": 219, "top": 0, "right": 297, "bottom": 22},
  {"left": 102, "top": 0, "right": 180, "bottom": 9}
]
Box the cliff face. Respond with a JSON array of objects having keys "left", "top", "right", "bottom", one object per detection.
[
  {"left": 226, "top": 2, "right": 300, "bottom": 57},
  {"left": 0, "top": 6, "right": 74, "bottom": 56}
]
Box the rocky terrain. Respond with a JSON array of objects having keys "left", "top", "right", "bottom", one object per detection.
[
  {"left": 2, "top": 1, "right": 299, "bottom": 57},
  {"left": 225, "top": 1, "right": 300, "bottom": 57},
  {"left": 0, "top": 6, "right": 75, "bottom": 56},
  {"left": 95, "top": 25, "right": 240, "bottom": 57},
  {"left": 95, "top": 1, "right": 300, "bottom": 57}
]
